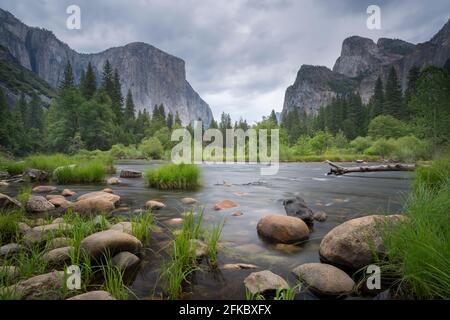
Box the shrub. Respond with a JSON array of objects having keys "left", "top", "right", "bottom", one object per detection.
[
  {"left": 365, "top": 138, "right": 397, "bottom": 158},
  {"left": 368, "top": 115, "right": 410, "bottom": 139},
  {"left": 309, "top": 131, "right": 333, "bottom": 154},
  {"left": 391, "top": 136, "right": 429, "bottom": 162},
  {"left": 145, "top": 163, "right": 200, "bottom": 190},
  {"left": 139, "top": 137, "right": 164, "bottom": 159},
  {"left": 350, "top": 136, "right": 373, "bottom": 153}
]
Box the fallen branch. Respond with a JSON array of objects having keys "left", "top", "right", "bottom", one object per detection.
[{"left": 326, "top": 160, "right": 416, "bottom": 176}]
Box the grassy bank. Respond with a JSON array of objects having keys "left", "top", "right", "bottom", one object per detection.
[
  {"left": 382, "top": 155, "right": 450, "bottom": 299},
  {"left": 0, "top": 151, "right": 114, "bottom": 184},
  {"left": 145, "top": 163, "right": 201, "bottom": 190}
]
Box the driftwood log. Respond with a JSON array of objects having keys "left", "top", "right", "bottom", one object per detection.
[{"left": 326, "top": 160, "right": 416, "bottom": 176}]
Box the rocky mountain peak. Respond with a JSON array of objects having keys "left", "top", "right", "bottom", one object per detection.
[
  {"left": 0, "top": 8, "right": 213, "bottom": 126},
  {"left": 283, "top": 19, "right": 450, "bottom": 118},
  {"left": 376, "top": 38, "right": 415, "bottom": 56},
  {"left": 430, "top": 18, "right": 450, "bottom": 46}
]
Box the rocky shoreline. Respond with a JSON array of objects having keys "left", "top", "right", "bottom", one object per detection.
[{"left": 0, "top": 167, "right": 407, "bottom": 300}]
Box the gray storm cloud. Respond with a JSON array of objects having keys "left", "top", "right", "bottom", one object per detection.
[{"left": 2, "top": 0, "right": 449, "bottom": 123}]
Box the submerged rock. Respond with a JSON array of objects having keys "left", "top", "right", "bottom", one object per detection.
[
  {"left": 244, "top": 270, "right": 289, "bottom": 296},
  {"left": 119, "top": 170, "right": 142, "bottom": 178},
  {"left": 102, "top": 188, "right": 114, "bottom": 194},
  {"left": 32, "top": 185, "right": 56, "bottom": 193},
  {"left": 0, "top": 192, "right": 22, "bottom": 210},
  {"left": 221, "top": 263, "right": 259, "bottom": 270},
  {"left": 26, "top": 196, "right": 55, "bottom": 213},
  {"left": 283, "top": 196, "right": 315, "bottom": 227},
  {"left": 191, "top": 239, "right": 207, "bottom": 259},
  {"left": 61, "top": 189, "right": 76, "bottom": 197},
  {"left": 313, "top": 211, "right": 328, "bottom": 222},
  {"left": 146, "top": 200, "right": 166, "bottom": 210},
  {"left": 257, "top": 215, "right": 309, "bottom": 244},
  {"left": 232, "top": 211, "right": 244, "bottom": 217},
  {"left": 165, "top": 218, "right": 183, "bottom": 226},
  {"left": 292, "top": 263, "right": 354, "bottom": 297},
  {"left": 319, "top": 215, "right": 405, "bottom": 271},
  {"left": 67, "top": 290, "right": 116, "bottom": 300},
  {"left": 107, "top": 177, "right": 121, "bottom": 185},
  {"left": 181, "top": 197, "right": 198, "bottom": 205},
  {"left": 80, "top": 230, "right": 142, "bottom": 260},
  {"left": 214, "top": 200, "right": 238, "bottom": 210},
  {"left": 0, "top": 181, "right": 9, "bottom": 187}
]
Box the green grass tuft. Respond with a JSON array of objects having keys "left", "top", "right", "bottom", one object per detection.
[
  {"left": 54, "top": 161, "right": 106, "bottom": 184},
  {"left": 0, "top": 210, "right": 23, "bottom": 245},
  {"left": 145, "top": 163, "right": 201, "bottom": 190},
  {"left": 131, "top": 210, "right": 154, "bottom": 245}
]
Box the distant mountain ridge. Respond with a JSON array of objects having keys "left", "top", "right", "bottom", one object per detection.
[
  {"left": 282, "top": 18, "right": 450, "bottom": 117},
  {"left": 0, "top": 8, "right": 213, "bottom": 125}
]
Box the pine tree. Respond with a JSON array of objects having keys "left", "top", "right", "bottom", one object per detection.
[
  {"left": 124, "top": 89, "right": 135, "bottom": 120},
  {"left": 0, "top": 87, "right": 12, "bottom": 149},
  {"left": 269, "top": 110, "right": 278, "bottom": 125},
  {"left": 60, "top": 62, "right": 75, "bottom": 90},
  {"left": 79, "top": 70, "right": 86, "bottom": 88},
  {"left": 384, "top": 66, "right": 404, "bottom": 119},
  {"left": 110, "top": 69, "right": 124, "bottom": 121},
  {"left": 209, "top": 119, "right": 218, "bottom": 129},
  {"left": 82, "top": 62, "right": 97, "bottom": 99},
  {"left": 369, "top": 76, "right": 384, "bottom": 119},
  {"left": 166, "top": 112, "right": 174, "bottom": 130},
  {"left": 101, "top": 60, "right": 114, "bottom": 96},
  {"left": 27, "top": 93, "right": 44, "bottom": 131},
  {"left": 444, "top": 59, "right": 450, "bottom": 76}
]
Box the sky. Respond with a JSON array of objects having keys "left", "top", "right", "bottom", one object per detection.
[{"left": 1, "top": 0, "right": 449, "bottom": 123}]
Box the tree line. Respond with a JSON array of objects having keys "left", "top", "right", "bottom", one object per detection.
[
  {"left": 0, "top": 60, "right": 185, "bottom": 156},
  {"left": 281, "top": 62, "right": 450, "bottom": 150}
]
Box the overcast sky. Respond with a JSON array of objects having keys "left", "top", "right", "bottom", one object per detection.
[{"left": 2, "top": 0, "right": 449, "bottom": 123}]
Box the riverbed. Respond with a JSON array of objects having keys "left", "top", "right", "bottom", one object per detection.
[
  {"left": 1, "top": 161, "right": 414, "bottom": 299},
  {"left": 117, "top": 161, "right": 412, "bottom": 300}
]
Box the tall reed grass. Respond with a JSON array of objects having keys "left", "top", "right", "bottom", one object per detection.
[
  {"left": 145, "top": 163, "right": 200, "bottom": 190},
  {"left": 382, "top": 155, "right": 450, "bottom": 299}
]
